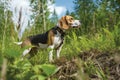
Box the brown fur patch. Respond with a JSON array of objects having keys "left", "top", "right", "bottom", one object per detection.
[
  {"left": 59, "top": 16, "right": 69, "bottom": 30},
  {"left": 47, "top": 30, "right": 55, "bottom": 46},
  {"left": 21, "top": 38, "right": 32, "bottom": 48}
]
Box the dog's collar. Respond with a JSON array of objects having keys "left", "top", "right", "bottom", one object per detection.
[
  {"left": 54, "top": 26, "right": 65, "bottom": 50},
  {"left": 54, "top": 26, "right": 65, "bottom": 37}
]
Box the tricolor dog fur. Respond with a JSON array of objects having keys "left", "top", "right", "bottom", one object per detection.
[{"left": 15, "top": 15, "right": 81, "bottom": 62}]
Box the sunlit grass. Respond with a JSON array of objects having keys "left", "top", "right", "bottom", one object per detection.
[{"left": 0, "top": 24, "right": 120, "bottom": 80}]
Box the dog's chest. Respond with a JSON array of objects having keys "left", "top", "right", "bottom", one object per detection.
[{"left": 53, "top": 31, "right": 63, "bottom": 48}]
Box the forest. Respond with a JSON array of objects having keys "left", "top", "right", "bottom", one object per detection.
[{"left": 0, "top": 0, "right": 120, "bottom": 80}]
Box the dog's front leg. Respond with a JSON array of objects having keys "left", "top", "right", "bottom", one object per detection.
[
  {"left": 49, "top": 50, "right": 53, "bottom": 62},
  {"left": 48, "top": 45, "right": 54, "bottom": 62},
  {"left": 56, "top": 44, "right": 63, "bottom": 58}
]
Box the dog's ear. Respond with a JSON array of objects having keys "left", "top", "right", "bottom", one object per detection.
[{"left": 59, "top": 16, "right": 69, "bottom": 30}]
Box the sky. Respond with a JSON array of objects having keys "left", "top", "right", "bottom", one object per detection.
[
  {"left": 48, "top": 0, "right": 74, "bottom": 18},
  {"left": 55, "top": 0, "right": 74, "bottom": 12},
  {"left": 52, "top": 0, "right": 74, "bottom": 18}
]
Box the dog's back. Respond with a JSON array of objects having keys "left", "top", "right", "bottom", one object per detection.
[{"left": 28, "top": 31, "right": 49, "bottom": 46}]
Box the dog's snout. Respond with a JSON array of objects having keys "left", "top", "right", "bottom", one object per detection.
[{"left": 79, "top": 20, "right": 81, "bottom": 25}]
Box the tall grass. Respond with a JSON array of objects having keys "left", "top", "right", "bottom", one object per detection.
[
  {"left": 0, "top": 17, "right": 120, "bottom": 80},
  {"left": 62, "top": 25, "right": 119, "bottom": 59}
]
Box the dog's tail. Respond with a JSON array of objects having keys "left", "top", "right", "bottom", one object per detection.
[{"left": 14, "top": 42, "right": 22, "bottom": 45}]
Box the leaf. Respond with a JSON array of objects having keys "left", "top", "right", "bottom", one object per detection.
[
  {"left": 32, "top": 65, "right": 41, "bottom": 73},
  {"left": 31, "top": 75, "right": 46, "bottom": 80},
  {"left": 38, "top": 75, "right": 46, "bottom": 80},
  {"left": 72, "top": 32, "right": 77, "bottom": 41},
  {"left": 40, "top": 64, "right": 57, "bottom": 76},
  {"left": 5, "top": 48, "right": 21, "bottom": 57},
  {"left": 103, "top": 28, "right": 113, "bottom": 38}
]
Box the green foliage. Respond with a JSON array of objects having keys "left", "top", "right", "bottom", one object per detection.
[
  {"left": 112, "top": 24, "right": 120, "bottom": 47},
  {"left": 0, "top": 0, "right": 120, "bottom": 80},
  {"left": 73, "top": 0, "right": 120, "bottom": 34},
  {"left": 31, "top": 75, "right": 46, "bottom": 80},
  {"left": 0, "top": 55, "right": 3, "bottom": 66},
  {"left": 40, "top": 64, "right": 57, "bottom": 76},
  {"left": 7, "top": 59, "right": 57, "bottom": 80},
  {"left": 62, "top": 25, "right": 119, "bottom": 59},
  {"left": 50, "top": 8, "right": 58, "bottom": 26},
  {"left": 31, "top": 64, "right": 57, "bottom": 80}
]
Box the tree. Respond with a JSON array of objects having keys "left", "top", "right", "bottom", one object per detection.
[
  {"left": 50, "top": 8, "right": 58, "bottom": 26},
  {"left": 73, "top": 0, "right": 120, "bottom": 33},
  {"left": 66, "top": 10, "right": 70, "bottom": 15},
  {"left": 31, "top": 0, "right": 54, "bottom": 32},
  {"left": 0, "top": 1, "right": 5, "bottom": 38},
  {"left": 74, "top": 0, "right": 97, "bottom": 33}
]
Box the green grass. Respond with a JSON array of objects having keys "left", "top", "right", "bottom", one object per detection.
[
  {"left": 62, "top": 26, "right": 119, "bottom": 57},
  {"left": 0, "top": 24, "right": 120, "bottom": 80}
]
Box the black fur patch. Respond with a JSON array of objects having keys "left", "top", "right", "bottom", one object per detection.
[{"left": 28, "top": 31, "right": 49, "bottom": 46}]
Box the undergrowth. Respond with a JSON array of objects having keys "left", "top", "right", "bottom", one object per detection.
[
  {"left": 0, "top": 24, "right": 120, "bottom": 80},
  {"left": 63, "top": 25, "right": 120, "bottom": 58}
]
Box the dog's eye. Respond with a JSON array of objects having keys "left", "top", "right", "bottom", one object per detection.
[
  {"left": 69, "top": 18, "right": 74, "bottom": 22},
  {"left": 70, "top": 18, "right": 73, "bottom": 20}
]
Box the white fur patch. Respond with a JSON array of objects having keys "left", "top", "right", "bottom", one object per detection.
[
  {"left": 38, "top": 43, "right": 48, "bottom": 48},
  {"left": 53, "top": 31, "right": 62, "bottom": 48},
  {"left": 71, "top": 20, "right": 81, "bottom": 27},
  {"left": 22, "top": 48, "right": 31, "bottom": 57}
]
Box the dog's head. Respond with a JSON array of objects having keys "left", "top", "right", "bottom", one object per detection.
[{"left": 58, "top": 15, "right": 81, "bottom": 30}]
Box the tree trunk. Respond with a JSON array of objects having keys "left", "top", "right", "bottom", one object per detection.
[{"left": 41, "top": 0, "right": 46, "bottom": 31}]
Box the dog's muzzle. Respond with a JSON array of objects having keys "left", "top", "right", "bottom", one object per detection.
[{"left": 71, "top": 20, "right": 81, "bottom": 28}]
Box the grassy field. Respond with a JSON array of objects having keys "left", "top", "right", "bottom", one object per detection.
[{"left": 0, "top": 24, "right": 120, "bottom": 80}]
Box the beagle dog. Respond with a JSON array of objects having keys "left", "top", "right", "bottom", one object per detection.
[{"left": 15, "top": 15, "right": 81, "bottom": 62}]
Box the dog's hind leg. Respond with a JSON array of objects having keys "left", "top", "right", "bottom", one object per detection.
[
  {"left": 21, "top": 48, "right": 31, "bottom": 60},
  {"left": 29, "top": 47, "right": 38, "bottom": 57}
]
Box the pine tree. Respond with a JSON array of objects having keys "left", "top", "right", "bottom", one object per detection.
[
  {"left": 50, "top": 8, "right": 58, "bottom": 26},
  {"left": 66, "top": 10, "right": 70, "bottom": 15},
  {"left": 74, "top": 0, "right": 97, "bottom": 33},
  {"left": 31, "top": 0, "right": 54, "bottom": 32}
]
